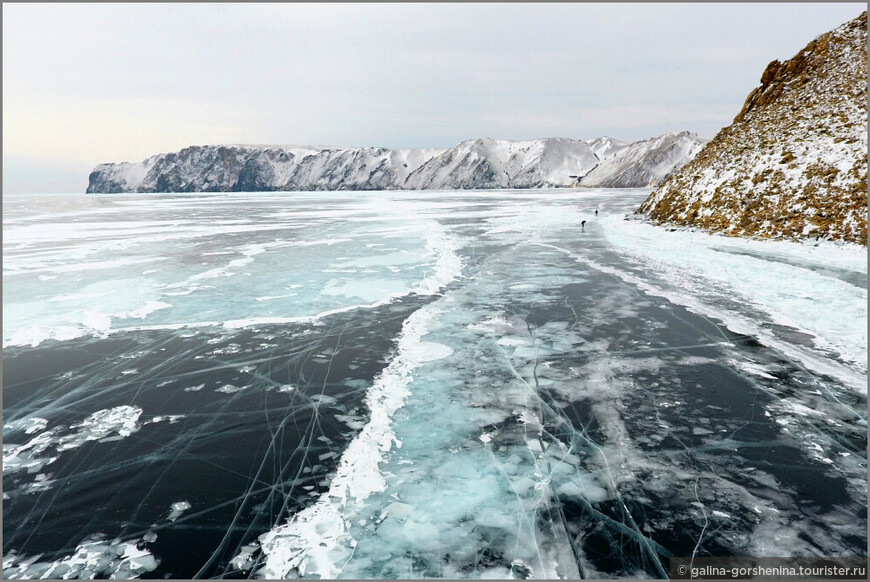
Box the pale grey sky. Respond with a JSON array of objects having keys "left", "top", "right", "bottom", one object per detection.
[{"left": 3, "top": 2, "right": 865, "bottom": 193}]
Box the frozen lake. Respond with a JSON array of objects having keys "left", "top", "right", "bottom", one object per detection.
[{"left": 3, "top": 189, "right": 867, "bottom": 578}]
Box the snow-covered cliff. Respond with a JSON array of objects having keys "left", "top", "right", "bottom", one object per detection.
[
  {"left": 580, "top": 131, "right": 706, "bottom": 188},
  {"left": 403, "top": 138, "right": 600, "bottom": 190},
  {"left": 585, "top": 136, "right": 629, "bottom": 161},
  {"left": 87, "top": 145, "right": 444, "bottom": 193},
  {"left": 638, "top": 12, "right": 868, "bottom": 245},
  {"left": 87, "top": 133, "right": 703, "bottom": 193}
]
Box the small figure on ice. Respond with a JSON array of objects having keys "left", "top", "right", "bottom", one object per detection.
[
  {"left": 581, "top": 220, "right": 586, "bottom": 230},
  {"left": 595, "top": 209, "right": 598, "bottom": 216}
]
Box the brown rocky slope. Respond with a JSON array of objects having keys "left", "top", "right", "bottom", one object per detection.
[{"left": 637, "top": 12, "right": 867, "bottom": 245}]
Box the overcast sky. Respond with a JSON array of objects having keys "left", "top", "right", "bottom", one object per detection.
[{"left": 3, "top": 2, "right": 864, "bottom": 194}]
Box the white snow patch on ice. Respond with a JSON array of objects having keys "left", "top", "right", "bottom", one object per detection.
[{"left": 599, "top": 216, "right": 867, "bottom": 391}]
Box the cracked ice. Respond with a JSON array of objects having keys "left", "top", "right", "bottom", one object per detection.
[{"left": 3, "top": 189, "right": 866, "bottom": 579}]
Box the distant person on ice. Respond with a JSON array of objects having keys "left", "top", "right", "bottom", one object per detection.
[
  {"left": 595, "top": 209, "right": 598, "bottom": 216},
  {"left": 581, "top": 220, "right": 586, "bottom": 229}
]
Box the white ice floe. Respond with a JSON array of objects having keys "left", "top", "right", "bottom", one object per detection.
[
  {"left": 2, "top": 536, "right": 158, "bottom": 579},
  {"left": 229, "top": 544, "right": 260, "bottom": 571},
  {"left": 56, "top": 406, "right": 143, "bottom": 451},
  {"left": 3, "top": 417, "right": 49, "bottom": 436},
  {"left": 120, "top": 300, "right": 172, "bottom": 319},
  {"left": 2, "top": 428, "right": 60, "bottom": 475},
  {"left": 147, "top": 415, "right": 186, "bottom": 425},
  {"left": 167, "top": 501, "right": 192, "bottom": 522},
  {"left": 4, "top": 406, "right": 144, "bottom": 479}
]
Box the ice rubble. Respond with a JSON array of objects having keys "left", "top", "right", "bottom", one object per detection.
[
  {"left": 255, "top": 302, "right": 456, "bottom": 579},
  {"left": 2, "top": 536, "right": 158, "bottom": 579},
  {"left": 3, "top": 406, "right": 145, "bottom": 477}
]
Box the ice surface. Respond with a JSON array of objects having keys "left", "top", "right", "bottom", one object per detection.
[
  {"left": 599, "top": 213, "right": 867, "bottom": 391},
  {"left": 3, "top": 194, "right": 456, "bottom": 348},
  {"left": 254, "top": 225, "right": 463, "bottom": 579},
  {"left": 3, "top": 189, "right": 865, "bottom": 579}
]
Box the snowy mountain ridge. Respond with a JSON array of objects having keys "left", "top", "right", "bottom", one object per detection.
[
  {"left": 580, "top": 131, "right": 706, "bottom": 188},
  {"left": 585, "top": 136, "right": 629, "bottom": 161},
  {"left": 638, "top": 12, "right": 868, "bottom": 245},
  {"left": 86, "top": 133, "right": 705, "bottom": 193}
]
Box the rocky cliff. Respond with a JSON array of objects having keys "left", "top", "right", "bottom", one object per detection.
[
  {"left": 638, "top": 12, "right": 868, "bottom": 245},
  {"left": 86, "top": 133, "right": 705, "bottom": 194},
  {"left": 86, "top": 145, "right": 442, "bottom": 193}
]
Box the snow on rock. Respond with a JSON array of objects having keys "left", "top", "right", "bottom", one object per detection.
[
  {"left": 87, "top": 155, "right": 160, "bottom": 194},
  {"left": 585, "top": 136, "right": 629, "bottom": 161},
  {"left": 86, "top": 133, "right": 703, "bottom": 193},
  {"left": 87, "top": 145, "right": 445, "bottom": 194},
  {"left": 579, "top": 131, "right": 707, "bottom": 188},
  {"left": 638, "top": 12, "right": 868, "bottom": 245},
  {"left": 403, "top": 137, "right": 600, "bottom": 189}
]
